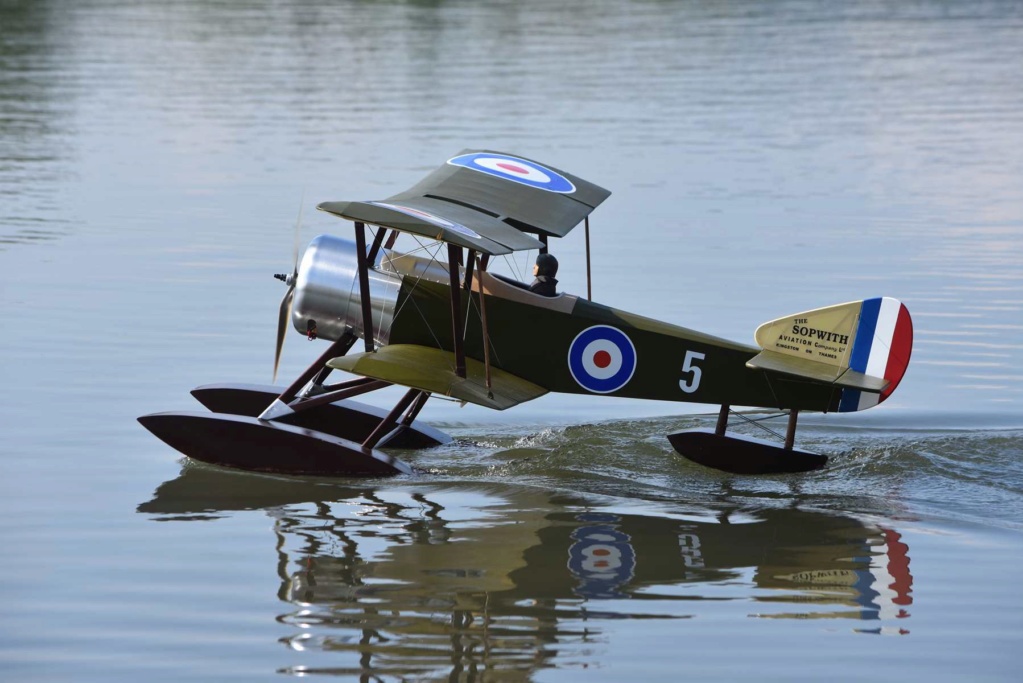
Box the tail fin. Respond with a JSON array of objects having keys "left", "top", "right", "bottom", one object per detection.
[{"left": 752, "top": 297, "right": 913, "bottom": 412}]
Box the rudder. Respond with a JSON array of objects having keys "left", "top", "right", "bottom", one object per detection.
[{"left": 753, "top": 297, "right": 913, "bottom": 412}]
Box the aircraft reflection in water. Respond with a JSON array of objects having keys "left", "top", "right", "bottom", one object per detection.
[{"left": 140, "top": 467, "right": 913, "bottom": 677}]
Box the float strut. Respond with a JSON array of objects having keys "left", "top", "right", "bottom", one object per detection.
[
  {"left": 785, "top": 410, "right": 799, "bottom": 451},
  {"left": 309, "top": 331, "right": 357, "bottom": 388},
  {"left": 279, "top": 331, "right": 356, "bottom": 403},
  {"left": 401, "top": 391, "right": 430, "bottom": 426},
  {"left": 290, "top": 378, "right": 390, "bottom": 413},
  {"left": 715, "top": 405, "right": 729, "bottom": 436},
  {"left": 363, "top": 388, "right": 422, "bottom": 449}
]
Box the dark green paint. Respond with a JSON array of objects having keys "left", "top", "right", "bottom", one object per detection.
[{"left": 388, "top": 280, "right": 842, "bottom": 413}]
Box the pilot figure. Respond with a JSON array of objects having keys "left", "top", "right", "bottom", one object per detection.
[{"left": 529, "top": 253, "right": 559, "bottom": 297}]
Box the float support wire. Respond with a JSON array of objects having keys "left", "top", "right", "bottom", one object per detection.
[{"left": 729, "top": 410, "right": 788, "bottom": 443}]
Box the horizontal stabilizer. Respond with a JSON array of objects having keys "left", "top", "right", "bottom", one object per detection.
[
  {"left": 753, "top": 297, "right": 913, "bottom": 412},
  {"left": 746, "top": 350, "right": 889, "bottom": 392},
  {"left": 326, "top": 344, "right": 548, "bottom": 411}
]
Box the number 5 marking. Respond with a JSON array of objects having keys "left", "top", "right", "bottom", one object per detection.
[{"left": 679, "top": 350, "right": 705, "bottom": 394}]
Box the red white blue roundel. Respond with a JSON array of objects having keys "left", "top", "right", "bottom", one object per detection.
[
  {"left": 568, "top": 325, "right": 637, "bottom": 394},
  {"left": 448, "top": 152, "right": 576, "bottom": 194},
  {"left": 368, "top": 201, "right": 482, "bottom": 239}
]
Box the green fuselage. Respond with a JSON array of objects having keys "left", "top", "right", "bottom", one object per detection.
[{"left": 388, "top": 279, "right": 842, "bottom": 413}]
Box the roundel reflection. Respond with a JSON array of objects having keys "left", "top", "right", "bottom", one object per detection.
[{"left": 567, "top": 512, "right": 636, "bottom": 599}]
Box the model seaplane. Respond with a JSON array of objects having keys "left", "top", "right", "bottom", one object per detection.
[{"left": 139, "top": 150, "right": 913, "bottom": 475}]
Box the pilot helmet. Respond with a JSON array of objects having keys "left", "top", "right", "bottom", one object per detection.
[{"left": 535, "top": 253, "right": 559, "bottom": 278}]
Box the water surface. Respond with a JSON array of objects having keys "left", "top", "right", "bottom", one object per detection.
[{"left": 2, "top": 1, "right": 1022, "bottom": 680}]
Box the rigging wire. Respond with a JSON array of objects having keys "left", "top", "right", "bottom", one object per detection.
[
  {"left": 500, "top": 248, "right": 532, "bottom": 284},
  {"left": 729, "top": 410, "right": 788, "bottom": 442},
  {"left": 461, "top": 267, "right": 504, "bottom": 368},
  {"left": 384, "top": 233, "right": 452, "bottom": 370}
]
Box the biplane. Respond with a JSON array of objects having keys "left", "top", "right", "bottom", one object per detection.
[{"left": 139, "top": 150, "right": 913, "bottom": 475}]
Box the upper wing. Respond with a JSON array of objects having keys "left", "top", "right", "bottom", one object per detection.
[
  {"left": 326, "top": 344, "right": 548, "bottom": 411},
  {"left": 317, "top": 197, "right": 537, "bottom": 255},
  {"left": 317, "top": 149, "right": 611, "bottom": 255}
]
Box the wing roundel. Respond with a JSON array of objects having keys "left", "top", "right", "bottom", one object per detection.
[
  {"left": 384, "top": 148, "right": 611, "bottom": 239},
  {"left": 317, "top": 150, "right": 610, "bottom": 255}
]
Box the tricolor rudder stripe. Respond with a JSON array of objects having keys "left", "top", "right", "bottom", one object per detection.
[{"left": 839, "top": 297, "right": 913, "bottom": 412}]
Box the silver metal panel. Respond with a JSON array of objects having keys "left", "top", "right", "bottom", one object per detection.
[{"left": 291, "top": 235, "right": 402, "bottom": 344}]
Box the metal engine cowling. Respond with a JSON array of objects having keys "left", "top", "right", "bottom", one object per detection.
[{"left": 291, "top": 235, "right": 403, "bottom": 344}]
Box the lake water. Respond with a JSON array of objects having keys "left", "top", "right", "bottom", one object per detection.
[{"left": 2, "top": 0, "right": 1022, "bottom": 680}]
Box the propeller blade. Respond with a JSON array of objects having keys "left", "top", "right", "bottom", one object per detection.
[
  {"left": 272, "top": 284, "right": 294, "bottom": 384},
  {"left": 273, "top": 193, "right": 305, "bottom": 383}
]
